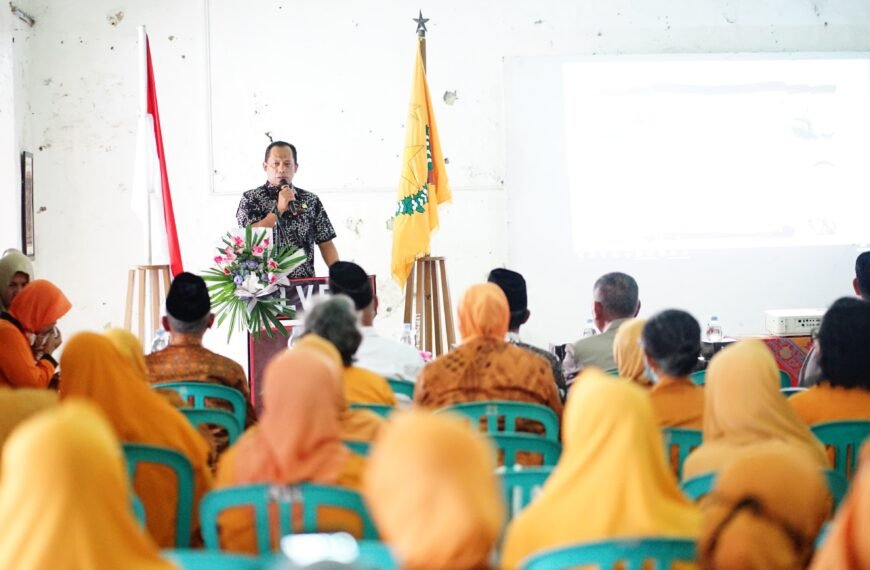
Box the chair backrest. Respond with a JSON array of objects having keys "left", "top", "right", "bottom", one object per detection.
[
  {"left": 781, "top": 387, "right": 807, "bottom": 397},
  {"left": 604, "top": 368, "right": 620, "bottom": 377},
  {"left": 680, "top": 472, "right": 716, "bottom": 502},
  {"left": 344, "top": 440, "right": 371, "bottom": 456},
  {"left": 521, "top": 537, "right": 697, "bottom": 570},
  {"left": 356, "top": 540, "right": 399, "bottom": 570},
  {"left": 154, "top": 381, "right": 247, "bottom": 428},
  {"left": 778, "top": 370, "right": 793, "bottom": 389},
  {"left": 200, "top": 483, "right": 379, "bottom": 554},
  {"left": 440, "top": 400, "right": 560, "bottom": 442},
  {"left": 661, "top": 428, "right": 702, "bottom": 480},
  {"left": 811, "top": 420, "right": 870, "bottom": 481},
  {"left": 386, "top": 378, "right": 415, "bottom": 399},
  {"left": 180, "top": 408, "right": 243, "bottom": 444},
  {"left": 499, "top": 466, "right": 553, "bottom": 520},
  {"left": 491, "top": 434, "right": 562, "bottom": 467},
  {"left": 824, "top": 469, "right": 849, "bottom": 511},
  {"left": 123, "top": 443, "right": 195, "bottom": 548},
  {"left": 163, "top": 548, "right": 265, "bottom": 569},
  {"left": 349, "top": 403, "right": 394, "bottom": 418},
  {"left": 131, "top": 494, "right": 146, "bottom": 525},
  {"left": 689, "top": 370, "right": 706, "bottom": 386}
]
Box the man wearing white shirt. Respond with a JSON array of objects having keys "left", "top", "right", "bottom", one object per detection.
[{"left": 328, "top": 261, "right": 425, "bottom": 382}]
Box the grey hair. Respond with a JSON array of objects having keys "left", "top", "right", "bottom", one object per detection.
[
  {"left": 302, "top": 294, "right": 362, "bottom": 366},
  {"left": 166, "top": 313, "right": 210, "bottom": 335},
  {"left": 593, "top": 272, "right": 639, "bottom": 319}
]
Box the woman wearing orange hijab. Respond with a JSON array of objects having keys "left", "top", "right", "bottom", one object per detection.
[
  {"left": 364, "top": 411, "right": 504, "bottom": 570},
  {"left": 0, "top": 401, "right": 174, "bottom": 569},
  {"left": 0, "top": 279, "right": 70, "bottom": 388},
  {"left": 699, "top": 444, "right": 831, "bottom": 570},
  {"left": 684, "top": 340, "right": 828, "bottom": 479},
  {"left": 215, "top": 346, "right": 365, "bottom": 553},
  {"left": 58, "top": 332, "right": 213, "bottom": 548},
  {"left": 414, "top": 283, "right": 561, "bottom": 419},
  {"left": 501, "top": 369, "right": 700, "bottom": 569},
  {"left": 613, "top": 318, "right": 652, "bottom": 386}
]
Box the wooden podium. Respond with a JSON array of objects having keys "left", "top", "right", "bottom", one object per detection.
[
  {"left": 403, "top": 256, "right": 455, "bottom": 357},
  {"left": 124, "top": 264, "right": 171, "bottom": 344}
]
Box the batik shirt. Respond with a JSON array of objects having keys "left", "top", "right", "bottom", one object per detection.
[{"left": 236, "top": 183, "right": 337, "bottom": 278}]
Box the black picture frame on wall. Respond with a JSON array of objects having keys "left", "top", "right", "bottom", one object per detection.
[{"left": 21, "top": 151, "right": 34, "bottom": 258}]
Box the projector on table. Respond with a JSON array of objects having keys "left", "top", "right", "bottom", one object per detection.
[{"left": 764, "top": 308, "right": 825, "bottom": 336}]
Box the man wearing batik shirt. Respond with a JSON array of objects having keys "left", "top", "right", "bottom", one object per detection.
[{"left": 236, "top": 141, "right": 339, "bottom": 278}]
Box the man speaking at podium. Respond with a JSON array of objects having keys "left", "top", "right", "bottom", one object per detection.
[{"left": 236, "top": 141, "right": 339, "bottom": 278}]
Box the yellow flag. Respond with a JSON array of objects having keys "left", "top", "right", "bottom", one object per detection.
[{"left": 391, "top": 39, "right": 451, "bottom": 286}]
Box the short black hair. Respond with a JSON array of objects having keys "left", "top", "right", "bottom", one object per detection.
[
  {"left": 487, "top": 268, "right": 527, "bottom": 330},
  {"left": 264, "top": 141, "right": 298, "bottom": 164},
  {"left": 856, "top": 252, "right": 870, "bottom": 300},
  {"left": 593, "top": 272, "right": 639, "bottom": 318},
  {"left": 641, "top": 309, "right": 701, "bottom": 377},
  {"left": 818, "top": 296, "right": 870, "bottom": 389}
]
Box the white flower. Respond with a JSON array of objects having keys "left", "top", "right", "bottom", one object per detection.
[{"left": 242, "top": 272, "right": 264, "bottom": 294}]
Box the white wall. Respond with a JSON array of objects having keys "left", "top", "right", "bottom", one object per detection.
[{"left": 2, "top": 0, "right": 869, "bottom": 364}]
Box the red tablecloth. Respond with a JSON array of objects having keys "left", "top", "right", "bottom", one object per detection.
[{"left": 758, "top": 336, "right": 814, "bottom": 387}]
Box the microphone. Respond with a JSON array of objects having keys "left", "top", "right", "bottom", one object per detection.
[{"left": 278, "top": 178, "right": 298, "bottom": 216}]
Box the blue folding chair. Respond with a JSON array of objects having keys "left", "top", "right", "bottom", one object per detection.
[
  {"left": 123, "top": 443, "right": 194, "bottom": 548},
  {"left": 386, "top": 378, "right": 415, "bottom": 399},
  {"left": 491, "top": 434, "right": 562, "bottom": 467},
  {"left": 344, "top": 440, "right": 371, "bottom": 456},
  {"left": 521, "top": 537, "right": 697, "bottom": 570},
  {"left": 680, "top": 472, "right": 716, "bottom": 502},
  {"left": 499, "top": 466, "right": 553, "bottom": 520},
  {"left": 200, "top": 483, "right": 379, "bottom": 554},
  {"left": 662, "top": 428, "right": 702, "bottom": 480},
  {"left": 811, "top": 420, "right": 870, "bottom": 481},
  {"left": 180, "top": 408, "right": 243, "bottom": 444},
  {"left": 163, "top": 549, "right": 264, "bottom": 569},
  {"left": 349, "top": 403, "right": 394, "bottom": 418},
  {"left": 154, "top": 381, "right": 248, "bottom": 428},
  {"left": 439, "top": 401, "right": 560, "bottom": 442}
]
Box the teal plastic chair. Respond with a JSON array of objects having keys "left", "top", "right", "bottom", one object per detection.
[
  {"left": 781, "top": 387, "right": 807, "bottom": 397},
  {"left": 349, "top": 403, "right": 394, "bottom": 418},
  {"left": 680, "top": 472, "right": 716, "bottom": 501},
  {"left": 440, "top": 401, "right": 560, "bottom": 442},
  {"left": 824, "top": 469, "right": 849, "bottom": 511},
  {"left": 163, "top": 549, "right": 264, "bottom": 569},
  {"left": 200, "top": 483, "right": 379, "bottom": 554},
  {"left": 123, "top": 443, "right": 194, "bottom": 548},
  {"left": 180, "top": 408, "right": 243, "bottom": 444},
  {"left": 811, "top": 420, "right": 870, "bottom": 481},
  {"left": 386, "top": 378, "right": 415, "bottom": 399},
  {"left": 154, "top": 381, "right": 247, "bottom": 428},
  {"left": 499, "top": 466, "right": 553, "bottom": 520},
  {"left": 131, "top": 494, "right": 146, "bottom": 525},
  {"left": 604, "top": 368, "right": 620, "bottom": 376},
  {"left": 689, "top": 369, "right": 706, "bottom": 386},
  {"left": 521, "top": 537, "right": 697, "bottom": 570},
  {"left": 357, "top": 540, "right": 399, "bottom": 570},
  {"left": 491, "top": 434, "right": 562, "bottom": 467},
  {"left": 344, "top": 440, "right": 371, "bottom": 456},
  {"left": 778, "top": 370, "right": 793, "bottom": 388},
  {"left": 662, "top": 428, "right": 702, "bottom": 480}
]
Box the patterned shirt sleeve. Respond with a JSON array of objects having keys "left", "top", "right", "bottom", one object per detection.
[
  {"left": 310, "top": 195, "right": 337, "bottom": 244},
  {"left": 236, "top": 189, "right": 268, "bottom": 227}
]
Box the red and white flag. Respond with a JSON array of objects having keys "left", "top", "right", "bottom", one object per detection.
[{"left": 133, "top": 26, "right": 183, "bottom": 276}]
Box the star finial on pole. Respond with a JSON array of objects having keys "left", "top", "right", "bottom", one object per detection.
[{"left": 413, "top": 10, "right": 429, "bottom": 36}]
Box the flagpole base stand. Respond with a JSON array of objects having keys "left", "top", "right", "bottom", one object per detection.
[
  {"left": 403, "top": 256, "right": 455, "bottom": 357},
  {"left": 124, "top": 264, "right": 172, "bottom": 346}
]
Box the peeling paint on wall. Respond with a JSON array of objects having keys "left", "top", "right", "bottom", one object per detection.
[{"left": 106, "top": 11, "right": 124, "bottom": 26}]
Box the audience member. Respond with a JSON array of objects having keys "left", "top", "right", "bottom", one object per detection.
[
  {"left": 612, "top": 317, "right": 652, "bottom": 387},
  {"left": 0, "top": 279, "right": 70, "bottom": 388},
  {"left": 501, "top": 370, "right": 699, "bottom": 569},
  {"left": 699, "top": 445, "right": 830, "bottom": 570},
  {"left": 58, "top": 332, "right": 213, "bottom": 548},
  {"left": 0, "top": 389, "right": 56, "bottom": 466},
  {"left": 488, "top": 267, "right": 567, "bottom": 398},
  {"left": 329, "top": 261, "right": 424, "bottom": 382},
  {"left": 302, "top": 295, "right": 396, "bottom": 406},
  {"left": 641, "top": 309, "right": 705, "bottom": 429},
  {"left": 0, "top": 248, "right": 33, "bottom": 312},
  {"left": 0, "top": 401, "right": 174, "bottom": 569},
  {"left": 790, "top": 297, "right": 870, "bottom": 424},
  {"left": 364, "top": 411, "right": 504, "bottom": 570},
  {"left": 684, "top": 340, "right": 828, "bottom": 479},
  {"left": 215, "top": 347, "right": 365, "bottom": 553},
  {"left": 565, "top": 272, "right": 641, "bottom": 378}
]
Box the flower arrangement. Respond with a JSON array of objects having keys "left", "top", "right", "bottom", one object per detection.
[{"left": 202, "top": 226, "right": 306, "bottom": 341}]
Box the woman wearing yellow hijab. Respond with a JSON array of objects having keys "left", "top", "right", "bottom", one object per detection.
[
  {"left": 59, "top": 332, "right": 213, "bottom": 548},
  {"left": 613, "top": 317, "right": 652, "bottom": 387},
  {"left": 501, "top": 369, "right": 700, "bottom": 569},
  {"left": 0, "top": 401, "right": 174, "bottom": 569},
  {"left": 0, "top": 389, "right": 56, "bottom": 464},
  {"left": 683, "top": 340, "right": 828, "bottom": 479},
  {"left": 364, "top": 411, "right": 504, "bottom": 570}
]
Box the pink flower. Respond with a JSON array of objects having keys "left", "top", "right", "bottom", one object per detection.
[
  {"left": 267, "top": 258, "right": 278, "bottom": 270},
  {"left": 222, "top": 267, "right": 231, "bottom": 275},
  {"left": 235, "top": 246, "right": 244, "bottom": 254},
  {"left": 213, "top": 255, "right": 224, "bottom": 264},
  {"left": 268, "top": 273, "right": 277, "bottom": 284},
  {"left": 232, "top": 236, "right": 244, "bottom": 246},
  {"left": 252, "top": 245, "right": 265, "bottom": 257},
  {"left": 224, "top": 250, "right": 236, "bottom": 261},
  {"left": 263, "top": 238, "right": 271, "bottom": 246}
]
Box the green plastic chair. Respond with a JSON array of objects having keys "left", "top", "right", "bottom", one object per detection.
[
  {"left": 521, "top": 537, "right": 697, "bottom": 570},
  {"left": 200, "top": 483, "right": 380, "bottom": 554},
  {"left": 781, "top": 387, "right": 807, "bottom": 397},
  {"left": 357, "top": 540, "right": 399, "bottom": 570},
  {"left": 689, "top": 369, "right": 706, "bottom": 386},
  {"left": 180, "top": 408, "right": 243, "bottom": 444},
  {"left": 439, "top": 401, "right": 560, "bottom": 442},
  {"left": 163, "top": 549, "right": 264, "bottom": 569},
  {"left": 386, "top": 378, "right": 415, "bottom": 399},
  {"left": 349, "top": 403, "right": 394, "bottom": 418},
  {"left": 778, "top": 370, "right": 793, "bottom": 388},
  {"left": 604, "top": 368, "right": 620, "bottom": 376},
  {"left": 344, "top": 440, "right": 371, "bottom": 456},
  {"left": 154, "top": 381, "right": 247, "bottom": 428},
  {"left": 811, "top": 420, "right": 870, "bottom": 481},
  {"left": 499, "top": 466, "right": 553, "bottom": 520},
  {"left": 123, "top": 443, "right": 194, "bottom": 548},
  {"left": 131, "top": 494, "right": 146, "bottom": 525},
  {"left": 824, "top": 469, "right": 849, "bottom": 511},
  {"left": 662, "top": 428, "right": 702, "bottom": 480},
  {"left": 491, "top": 434, "right": 562, "bottom": 467},
  {"left": 680, "top": 472, "right": 716, "bottom": 502}
]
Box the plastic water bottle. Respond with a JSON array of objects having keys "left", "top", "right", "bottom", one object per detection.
[
  {"left": 150, "top": 328, "right": 169, "bottom": 353},
  {"left": 706, "top": 316, "right": 723, "bottom": 342},
  {"left": 582, "top": 318, "right": 597, "bottom": 338},
  {"left": 399, "top": 323, "right": 415, "bottom": 346}
]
